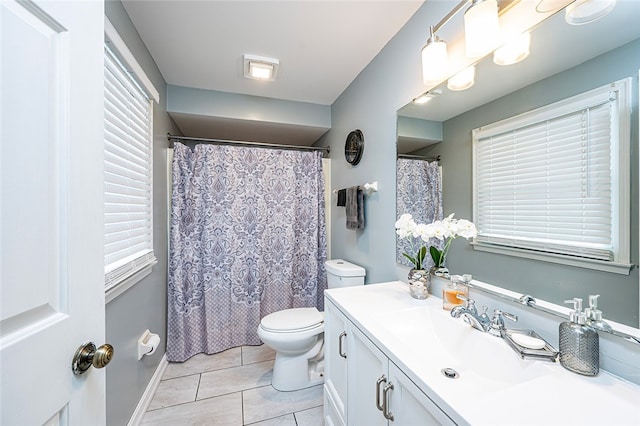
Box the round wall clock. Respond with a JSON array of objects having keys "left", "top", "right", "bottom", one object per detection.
[{"left": 344, "top": 129, "right": 364, "bottom": 166}]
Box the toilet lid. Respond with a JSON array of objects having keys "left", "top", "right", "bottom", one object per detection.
[{"left": 261, "top": 307, "right": 323, "bottom": 332}]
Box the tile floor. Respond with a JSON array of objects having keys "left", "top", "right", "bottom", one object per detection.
[{"left": 141, "top": 345, "right": 324, "bottom": 426}]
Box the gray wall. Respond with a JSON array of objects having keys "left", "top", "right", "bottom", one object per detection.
[
  {"left": 396, "top": 116, "right": 442, "bottom": 144},
  {"left": 167, "top": 85, "right": 331, "bottom": 128},
  {"left": 322, "top": 1, "right": 638, "bottom": 326},
  {"left": 104, "top": 1, "right": 179, "bottom": 424},
  {"left": 319, "top": 2, "right": 452, "bottom": 284},
  {"left": 419, "top": 39, "right": 640, "bottom": 326}
]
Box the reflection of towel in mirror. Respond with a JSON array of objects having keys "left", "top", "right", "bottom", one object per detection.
[
  {"left": 346, "top": 186, "right": 365, "bottom": 229},
  {"left": 337, "top": 189, "right": 346, "bottom": 207}
]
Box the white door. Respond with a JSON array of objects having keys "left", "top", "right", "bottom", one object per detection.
[{"left": 1, "top": 0, "right": 106, "bottom": 424}]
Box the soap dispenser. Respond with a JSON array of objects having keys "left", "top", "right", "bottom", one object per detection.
[
  {"left": 559, "top": 298, "right": 599, "bottom": 376},
  {"left": 584, "top": 294, "right": 613, "bottom": 333}
]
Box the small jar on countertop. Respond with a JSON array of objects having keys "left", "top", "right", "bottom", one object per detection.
[{"left": 443, "top": 274, "right": 471, "bottom": 310}]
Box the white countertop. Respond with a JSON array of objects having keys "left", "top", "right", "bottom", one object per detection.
[{"left": 325, "top": 281, "right": 640, "bottom": 426}]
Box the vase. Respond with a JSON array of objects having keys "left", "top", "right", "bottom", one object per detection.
[
  {"left": 408, "top": 269, "right": 430, "bottom": 299},
  {"left": 432, "top": 265, "right": 450, "bottom": 278}
]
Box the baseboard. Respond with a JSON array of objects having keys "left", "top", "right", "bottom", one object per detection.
[{"left": 127, "top": 354, "right": 168, "bottom": 426}]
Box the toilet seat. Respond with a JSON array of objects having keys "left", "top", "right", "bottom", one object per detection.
[{"left": 260, "top": 307, "right": 324, "bottom": 333}]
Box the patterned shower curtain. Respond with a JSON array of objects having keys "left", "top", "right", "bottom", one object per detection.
[
  {"left": 396, "top": 158, "right": 443, "bottom": 267},
  {"left": 167, "top": 142, "right": 327, "bottom": 362}
]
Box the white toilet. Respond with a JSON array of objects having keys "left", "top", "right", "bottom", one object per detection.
[{"left": 257, "top": 259, "right": 366, "bottom": 391}]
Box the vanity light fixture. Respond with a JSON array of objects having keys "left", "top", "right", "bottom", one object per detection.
[
  {"left": 464, "top": 0, "right": 502, "bottom": 58},
  {"left": 421, "top": 0, "right": 503, "bottom": 87},
  {"left": 421, "top": 26, "right": 449, "bottom": 85},
  {"left": 447, "top": 66, "right": 476, "bottom": 91},
  {"left": 413, "top": 89, "right": 443, "bottom": 104},
  {"left": 243, "top": 54, "right": 279, "bottom": 81},
  {"left": 493, "top": 31, "right": 531, "bottom": 65},
  {"left": 565, "top": 0, "right": 616, "bottom": 25}
]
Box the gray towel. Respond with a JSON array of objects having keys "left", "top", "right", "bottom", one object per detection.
[
  {"left": 346, "top": 186, "right": 365, "bottom": 229},
  {"left": 337, "top": 189, "right": 346, "bottom": 207}
]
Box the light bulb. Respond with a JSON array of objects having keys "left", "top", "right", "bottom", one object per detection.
[
  {"left": 447, "top": 66, "right": 476, "bottom": 91},
  {"left": 421, "top": 36, "right": 449, "bottom": 85},
  {"left": 464, "top": 0, "right": 501, "bottom": 58},
  {"left": 493, "top": 32, "right": 531, "bottom": 66}
]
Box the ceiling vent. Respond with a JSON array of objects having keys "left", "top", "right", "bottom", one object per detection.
[{"left": 243, "top": 54, "right": 279, "bottom": 81}]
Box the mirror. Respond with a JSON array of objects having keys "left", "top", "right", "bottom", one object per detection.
[{"left": 396, "top": 3, "right": 640, "bottom": 331}]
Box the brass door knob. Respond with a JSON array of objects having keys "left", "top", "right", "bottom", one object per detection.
[{"left": 72, "top": 342, "right": 115, "bottom": 375}]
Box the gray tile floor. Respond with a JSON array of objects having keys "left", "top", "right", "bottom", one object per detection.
[{"left": 142, "top": 345, "right": 324, "bottom": 426}]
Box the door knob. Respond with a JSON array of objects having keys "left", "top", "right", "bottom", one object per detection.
[{"left": 72, "top": 341, "right": 114, "bottom": 375}]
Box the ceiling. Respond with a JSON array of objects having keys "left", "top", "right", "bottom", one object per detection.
[{"left": 122, "top": 0, "right": 424, "bottom": 144}]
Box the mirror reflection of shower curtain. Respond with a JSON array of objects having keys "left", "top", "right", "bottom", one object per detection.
[
  {"left": 396, "top": 159, "right": 443, "bottom": 267},
  {"left": 167, "top": 142, "right": 327, "bottom": 362}
]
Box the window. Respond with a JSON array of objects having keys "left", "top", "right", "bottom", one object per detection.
[
  {"left": 472, "top": 78, "right": 631, "bottom": 274},
  {"left": 104, "top": 19, "right": 159, "bottom": 299}
]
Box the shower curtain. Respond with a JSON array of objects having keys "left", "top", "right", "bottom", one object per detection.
[
  {"left": 167, "top": 142, "right": 327, "bottom": 362},
  {"left": 396, "top": 158, "right": 443, "bottom": 267}
]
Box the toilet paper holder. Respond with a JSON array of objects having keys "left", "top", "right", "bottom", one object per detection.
[{"left": 137, "top": 329, "right": 161, "bottom": 360}]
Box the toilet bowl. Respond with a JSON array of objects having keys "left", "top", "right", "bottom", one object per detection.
[
  {"left": 257, "top": 259, "right": 365, "bottom": 391},
  {"left": 257, "top": 307, "right": 325, "bottom": 391}
]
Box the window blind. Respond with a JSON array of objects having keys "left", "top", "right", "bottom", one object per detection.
[
  {"left": 104, "top": 45, "right": 155, "bottom": 290},
  {"left": 473, "top": 92, "right": 616, "bottom": 261}
]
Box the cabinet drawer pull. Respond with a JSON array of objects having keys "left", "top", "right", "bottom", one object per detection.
[
  {"left": 383, "top": 382, "right": 395, "bottom": 421},
  {"left": 375, "top": 374, "right": 386, "bottom": 411},
  {"left": 338, "top": 331, "right": 347, "bottom": 358}
]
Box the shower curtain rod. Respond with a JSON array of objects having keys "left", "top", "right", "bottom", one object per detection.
[
  {"left": 397, "top": 153, "right": 441, "bottom": 161},
  {"left": 168, "top": 133, "right": 330, "bottom": 155}
]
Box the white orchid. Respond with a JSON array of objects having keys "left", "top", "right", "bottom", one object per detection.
[
  {"left": 395, "top": 212, "right": 478, "bottom": 270},
  {"left": 431, "top": 221, "right": 449, "bottom": 240},
  {"left": 442, "top": 214, "right": 459, "bottom": 238},
  {"left": 420, "top": 223, "right": 437, "bottom": 242},
  {"left": 414, "top": 223, "right": 430, "bottom": 239},
  {"left": 456, "top": 219, "right": 478, "bottom": 239},
  {"left": 395, "top": 214, "right": 416, "bottom": 239}
]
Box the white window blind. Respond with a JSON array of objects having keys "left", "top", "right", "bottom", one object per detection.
[
  {"left": 104, "top": 44, "right": 155, "bottom": 290},
  {"left": 473, "top": 79, "right": 630, "bottom": 267}
]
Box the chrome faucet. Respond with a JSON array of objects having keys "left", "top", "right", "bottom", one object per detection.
[
  {"left": 488, "top": 309, "right": 518, "bottom": 337},
  {"left": 450, "top": 298, "right": 491, "bottom": 332},
  {"left": 451, "top": 298, "right": 517, "bottom": 337}
]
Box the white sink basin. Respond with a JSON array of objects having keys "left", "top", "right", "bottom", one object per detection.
[
  {"left": 373, "top": 301, "right": 554, "bottom": 392},
  {"left": 327, "top": 281, "right": 640, "bottom": 426}
]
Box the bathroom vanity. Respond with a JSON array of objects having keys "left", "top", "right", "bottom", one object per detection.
[{"left": 324, "top": 281, "right": 640, "bottom": 426}]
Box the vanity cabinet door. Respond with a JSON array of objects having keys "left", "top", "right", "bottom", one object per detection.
[
  {"left": 348, "top": 326, "right": 389, "bottom": 426},
  {"left": 325, "top": 297, "right": 457, "bottom": 426},
  {"left": 324, "top": 300, "right": 350, "bottom": 426},
  {"left": 388, "top": 362, "right": 456, "bottom": 426}
]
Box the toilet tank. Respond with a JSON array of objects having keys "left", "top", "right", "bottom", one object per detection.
[{"left": 325, "top": 259, "right": 366, "bottom": 288}]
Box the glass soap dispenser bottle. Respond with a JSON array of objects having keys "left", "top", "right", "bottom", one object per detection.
[
  {"left": 443, "top": 274, "right": 471, "bottom": 310},
  {"left": 584, "top": 294, "right": 613, "bottom": 333},
  {"left": 559, "top": 298, "right": 599, "bottom": 376}
]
